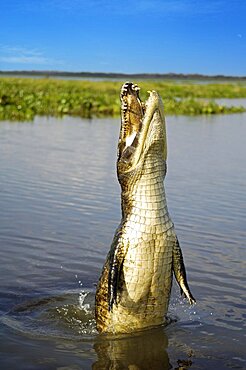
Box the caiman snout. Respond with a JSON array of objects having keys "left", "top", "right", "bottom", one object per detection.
[
  {"left": 118, "top": 82, "right": 166, "bottom": 172},
  {"left": 120, "top": 82, "right": 144, "bottom": 133},
  {"left": 118, "top": 82, "right": 144, "bottom": 163}
]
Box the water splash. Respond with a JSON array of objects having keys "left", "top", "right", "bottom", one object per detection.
[
  {"left": 79, "top": 291, "right": 90, "bottom": 314},
  {"left": 1, "top": 289, "right": 98, "bottom": 339}
]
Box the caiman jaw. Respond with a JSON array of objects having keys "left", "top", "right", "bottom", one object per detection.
[
  {"left": 118, "top": 82, "right": 163, "bottom": 172},
  {"left": 118, "top": 82, "right": 144, "bottom": 164}
]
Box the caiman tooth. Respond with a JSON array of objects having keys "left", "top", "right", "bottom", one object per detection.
[
  {"left": 132, "top": 83, "right": 140, "bottom": 91},
  {"left": 120, "top": 82, "right": 131, "bottom": 96},
  {"left": 121, "top": 82, "right": 141, "bottom": 97}
]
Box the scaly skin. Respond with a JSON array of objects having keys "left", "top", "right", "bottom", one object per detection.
[{"left": 95, "top": 82, "right": 195, "bottom": 333}]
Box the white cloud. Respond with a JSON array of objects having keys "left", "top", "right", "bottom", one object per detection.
[
  {"left": 0, "top": 45, "right": 64, "bottom": 66},
  {"left": 0, "top": 55, "right": 52, "bottom": 65}
]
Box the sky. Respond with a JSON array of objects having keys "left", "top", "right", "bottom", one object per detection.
[{"left": 0, "top": 0, "right": 245, "bottom": 76}]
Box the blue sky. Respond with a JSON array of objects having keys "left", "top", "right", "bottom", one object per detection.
[{"left": 0, "top": 0, "right": 245, "bottom": 75}]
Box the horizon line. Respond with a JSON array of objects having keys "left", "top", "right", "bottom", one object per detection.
[{"left": 0, "top": 70, "right": 245, "bottom": 80}]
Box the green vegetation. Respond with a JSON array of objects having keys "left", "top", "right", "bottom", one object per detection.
[{"left": 0, "top": 77, "right": 245, "bottom": 121}]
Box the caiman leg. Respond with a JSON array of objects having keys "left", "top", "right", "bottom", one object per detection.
[{"left": 173, "top": 239, "right": 196, "bottom": 304}]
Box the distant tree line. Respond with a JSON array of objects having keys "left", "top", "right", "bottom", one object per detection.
[{"left": 0, "top": 70, "right": 245, "bottom": 81}]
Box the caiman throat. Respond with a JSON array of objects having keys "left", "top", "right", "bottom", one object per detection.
[{"left": 95, "top": 82, "right": 195, "bottom": 333}]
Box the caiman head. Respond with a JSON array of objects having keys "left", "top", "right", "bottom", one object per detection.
[{"left": 117, "top": 82, "right": 167, "bottom": 185}]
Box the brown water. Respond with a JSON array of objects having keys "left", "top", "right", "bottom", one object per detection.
[{"left": 0, "top": 114, "right": 245, "bottom": 369}]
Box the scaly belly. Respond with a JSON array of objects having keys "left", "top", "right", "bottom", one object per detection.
[{"left": 96, "top": 230, "right": 175, "bottom": 333}]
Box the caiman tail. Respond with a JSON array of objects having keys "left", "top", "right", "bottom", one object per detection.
[{"left": 95, "top": 82, "right": 195, "bottom": 333}]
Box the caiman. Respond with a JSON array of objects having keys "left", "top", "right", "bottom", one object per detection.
[{"left": 95, "top": 82, "right": 195, "bottom": 333}]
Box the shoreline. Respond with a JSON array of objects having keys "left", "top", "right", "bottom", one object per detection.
[
  {"left": 0, "top": 70, "right": 246, "bottom": 82},
  {"left": 0, "top": 77, "right": 246, "bottom": 121}
]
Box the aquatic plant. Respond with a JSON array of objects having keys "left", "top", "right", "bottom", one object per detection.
[{"left": 0, "top": 77, "right": 245, "bottom": 121}]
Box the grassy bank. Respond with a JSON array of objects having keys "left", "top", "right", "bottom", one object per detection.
[{"left": 0, "top": 77, "right": 246, "bottom": 121}]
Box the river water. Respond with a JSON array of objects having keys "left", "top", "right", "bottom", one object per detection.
[{"left": 0, "top": 113, "right": 245, "bottom": 369}]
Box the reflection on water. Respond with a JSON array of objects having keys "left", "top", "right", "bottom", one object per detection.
[
  {"left": 0, "top": 114, "right": 246, "bottom": 369},
  {"left": 93, "top": 327, "right": 170, "bottom": 370}
]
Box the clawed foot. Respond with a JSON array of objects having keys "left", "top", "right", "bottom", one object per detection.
[{"left": 180, "top": 288, "right": 196, "bottom": 305}]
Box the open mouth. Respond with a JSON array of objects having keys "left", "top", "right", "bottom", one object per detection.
[
  {"left": 120, "top": 82, "right": 144, "bottom": 145},
  {"left": 118, "top": 82, "right": 145, "bottom": 166},
  {"left": 118, "top": 82, "right": 159, "bottom": 170}
]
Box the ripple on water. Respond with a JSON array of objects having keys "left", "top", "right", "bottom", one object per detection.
[{"left": 1, "top": 290, "right": 98, "bottom": 340}]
